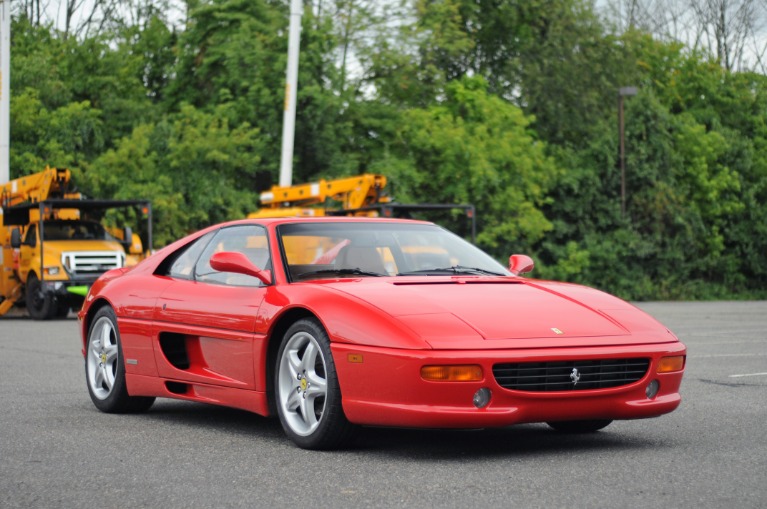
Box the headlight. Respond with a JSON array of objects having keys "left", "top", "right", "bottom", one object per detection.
[{"left": 45, "top": 266, "right": 60, "bottom": 276}]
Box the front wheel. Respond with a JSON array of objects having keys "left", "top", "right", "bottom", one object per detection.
[
  {"left": 275, "top": 318, "right": 355, "bottom": 449},
  {"left": 547, "top": 419, "right": 613, "bottom": 433},
  {"left": 25, "top": 274, "right": 55, "bottom": 320},
  {"left": 85, "top": 306, "right": 155, "bottom": 413}
]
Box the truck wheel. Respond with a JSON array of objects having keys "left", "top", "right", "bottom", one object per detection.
[{"left": 25, "top": 274, "right": 56, "bottom": 320}]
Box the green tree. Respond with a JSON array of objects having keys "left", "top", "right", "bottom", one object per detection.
[
  {"left": 383, "top": 77, "right": 558, "bottom": 255},
  {"left": 84, "top": 104, "right": 265, "bottom": 245},
  {"left": 10, "top": 89, "right": 104, "bottom": 175}
]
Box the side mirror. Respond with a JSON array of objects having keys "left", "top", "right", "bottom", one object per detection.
[
  {"left": 10, "top": 228, "right": 21, "bottom": 248},
  {"left": 210, "top": 251, "right": 272, "bottom": 285},
  {"left": 509, "top": 254, "right": 534, "bottom": 276},
  {"left": 120, "top": 227, "right": 133, "bottom": 249}
]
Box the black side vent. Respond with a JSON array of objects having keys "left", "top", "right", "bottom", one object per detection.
[
  {"left": 159, "top": 332, "right": 190, "bottom": 369},
  {"left": 165, "top": 381, "right": 189, "bottom": 394},
  {"left": 493, "top": 358, "right": 650, "bottom": 392}
]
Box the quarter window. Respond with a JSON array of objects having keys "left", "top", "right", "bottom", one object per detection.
[{"left": 168, "top": 231, "right": 216, "bottom": 279}]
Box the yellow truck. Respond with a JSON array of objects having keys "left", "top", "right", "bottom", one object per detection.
[
  {"left": 250, "top": 173, "right": 476, "bottom": 238},
  {"left": 1, "top": 167, "right": 151, "bottom": 319}
]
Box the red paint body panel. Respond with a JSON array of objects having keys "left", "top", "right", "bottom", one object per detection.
[
  {"left": 79, "top": 217, "right": 687, "bottom": 433},
  {"left": 125, "top": 373, "right": 269, "bottom": 415},
  {"left": 332, "top": 341, "right": 685, "bottom": 427},
  {"left": 118, "top": 317, "right": 159, "bottom": 377},
  {"left": 342, "top": 279, "right": 629, "bottom": 339}
]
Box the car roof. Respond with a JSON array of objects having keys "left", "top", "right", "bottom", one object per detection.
[{"left": 220, "top": 216, "right": 436, "bottom": 228}]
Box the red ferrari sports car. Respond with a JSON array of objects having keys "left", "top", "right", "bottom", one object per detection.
[{"left": 80, "top": 217, "right": 686, "bottom": 449}]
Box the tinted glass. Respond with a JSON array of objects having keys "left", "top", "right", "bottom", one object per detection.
[
  {"left": 168, "top": 231, "right": 215, "bottom": 280},
  {"left": 278, "top": 222, "right": 509, "bottom": 281},
  {"left": 41, "top": 220, "right": 114, "bottom": 241},
  {"left": 194, "top": 225, "right": 270, "bottom": 287}
]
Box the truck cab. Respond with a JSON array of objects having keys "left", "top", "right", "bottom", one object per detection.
[
  {"left": 1, "top": 167, "right": 151, "bottom": 319},
  {"left": 11, "top": 219, "right": 128, "bottom": 318}
]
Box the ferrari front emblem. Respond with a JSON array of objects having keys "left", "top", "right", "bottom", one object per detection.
[
  {"left": 570, "top": 368, "right": 581, "bottom": 386},
  {"left": 551, "top": 327, "right": 564, "bottom": 335}
]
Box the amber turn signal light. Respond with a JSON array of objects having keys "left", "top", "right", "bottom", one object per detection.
[
  {"left": 421, "top": 365, "right": 483, "bottom": 382},
  {"left": 657, "top": 356, "right": 685, "bottom": 373}
]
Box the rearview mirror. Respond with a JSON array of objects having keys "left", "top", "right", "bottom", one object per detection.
[
  {"left": 210, "top": 251, "right": 271, "bottom": 285},
  {"left": 509, "top": 254, "right": 534, "bottom": 276}
]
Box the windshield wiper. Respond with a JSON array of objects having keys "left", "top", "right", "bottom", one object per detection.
[
  {"left": 295, "top": 268, "right": 386, "bottom": 280},
  {"left": 398, "top": 266, "right": 505, "bottom": 276}
]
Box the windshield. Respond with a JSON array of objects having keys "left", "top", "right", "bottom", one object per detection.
[
  {"left": 42, "top": 220, "right": 115, "bottom": 241},
  {"left": 278, "top": 222, "right": 510, "bottom": 281}
]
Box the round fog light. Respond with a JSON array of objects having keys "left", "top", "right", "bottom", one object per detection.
[
  {"left": 473, "top": 388, "right": 492, "bottom": 409},
  {"left": 646, "top": 380, "right": 660, "bottom": 399}
]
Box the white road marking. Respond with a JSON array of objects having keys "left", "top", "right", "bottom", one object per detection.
[
  {"left": 691, "top": 353, "right": 767, "bottom": 358},
  {"left": 728, "top": 372, "right": 767, "bottom": 378}
]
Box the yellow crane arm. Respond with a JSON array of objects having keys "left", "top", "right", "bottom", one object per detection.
[
  {"left": 0, "top": 166, "right": 75, "bottom": 208},
  {"left": 258, "top": 174, "right": 390, "bottom": 210}
]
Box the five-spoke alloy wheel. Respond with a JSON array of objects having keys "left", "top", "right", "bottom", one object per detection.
[
  {"left": 87, "top": 313, "right": 120, "bottom": 401},
  {"left": 85, "top": 306, "right": 154, "bottom": 413},
  {"left": 275, "top": 318, "right": 354, "bottom": 449}
]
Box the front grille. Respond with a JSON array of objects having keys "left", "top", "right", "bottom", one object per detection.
[
  {"left": 62, "top": 251, "right": 125, "bottom": 277},
  {"left": 493, "top": 358, "right": 650, "bottom": 392}
]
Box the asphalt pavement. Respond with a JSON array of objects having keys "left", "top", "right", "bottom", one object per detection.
[{"left": 0, "top": 301, "right": 765, "bottom": 508}]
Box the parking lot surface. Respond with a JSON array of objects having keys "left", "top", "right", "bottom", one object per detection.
[{"left": 1, "top": 301, "right": 765, "bottom": 508}]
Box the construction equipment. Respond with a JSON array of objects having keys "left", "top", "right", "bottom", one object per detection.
[
  {"left": 1, "top": 167, "right": 151, "bottom": 319},
  {"left": 250, "top": 173, "right": 476, "bottom": 239},
  {"left": 252, "top": 174, "right": 391, "bottom": 217}
]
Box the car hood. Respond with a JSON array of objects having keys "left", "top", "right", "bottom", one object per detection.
[{"left": 318, "top": 277, "right": 676, "bottom": 349}]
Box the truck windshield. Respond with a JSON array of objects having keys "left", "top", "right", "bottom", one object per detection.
[{"left": 42, "top": 220, "right": 115, "bottom": 241}]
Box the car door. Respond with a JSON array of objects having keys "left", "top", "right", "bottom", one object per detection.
[{"left": 152, "top": 225, "right": 271, "bottom": 390}]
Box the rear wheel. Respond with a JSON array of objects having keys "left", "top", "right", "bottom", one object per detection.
[
  {"left": 547, "top": 419, "right": 613, "bottom": 433},
  {"left": 85, "top": 306, "right": 155, "bottom": 413},
  {"left": 275, "top": 318, "right": 355, "bottom": 449},
  {"left": 25, "top": 274, "right": 55, "bottom": 320}
]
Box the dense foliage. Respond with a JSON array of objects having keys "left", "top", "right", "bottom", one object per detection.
[{"left": 7, "top": 0, "right": 767, "bottom": 299}]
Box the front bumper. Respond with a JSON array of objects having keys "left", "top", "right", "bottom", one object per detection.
[
  {"left": 41, "top": 278, "right": 97, "bottom": 298},
  {"left": 332, "top": 341, "right": 686, "bottom": 428}
]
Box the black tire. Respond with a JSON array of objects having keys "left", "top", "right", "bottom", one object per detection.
[
  {"left": 85, "top": 306, "right": 155, "bottom": 413},
  {"left": 547, "top": 419, "right": 613, "bottom": 433},
  {"left": 274, "top": 318, "right": 355, "bottom": 449},
  {"left": 25, "top": 274, "right": 56, "bottom": 320}
]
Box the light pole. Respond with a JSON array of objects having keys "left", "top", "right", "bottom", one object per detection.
[
  {"left": 278, "top": 0, "right": 304, "bottom": 188},
  {"left": 618, "top": 86, "right": 637, "bottom": 218},
  {"left": 0, "top": 0, "right": 10, "bottom": 185}
]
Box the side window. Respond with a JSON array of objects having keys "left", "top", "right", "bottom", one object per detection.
[
  {"left": 194, "top": 225, "right": 270, "bottom": 287},
  {"left": 168, "top": 231, "right": 216, "bottom": 279},
  {"left": 24, "top": 224, "right": 37, "bottom": 245}
]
